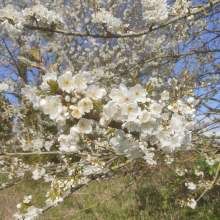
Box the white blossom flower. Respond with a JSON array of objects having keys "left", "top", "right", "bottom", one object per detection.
[
  {"left": 32, "top": 168, "right": 45, "bottom": 180},
  {"left": 21, "top": 85, "right": 37, "bottom": 102},
  {"left": 103, "top": 101, "right": 117, "bottom": 119},
  {"left": 40, "top": 72, "right": 57, "bottom": 90},
  {"left": 71, "top": 106, "right": 84, "bottom": 119},
  {"left": 162, "top": 113, "right": 170, "bottom": 121},
  {"left": 129, "top": 84, "right": 147, "bottom": 103},
  {"left": 120, "top": 92, "right": 136, "bottom": 104},
  {"left": 70, "top": 126, "right": 79, "bottom": 136},
  {"left": 73, "top": 72, "right": 89, "bottom": 90},
  {"left": 161, "top": 91, "right": 169, "bottom": 100},
  {"left": 77, "top": 118, "right": 92, "bottom": 134},
  {"left": 111, "top": 84, "right": 135, "bottom": 104},
  {"left": 121, "top": 103, "right": 138, "bottom": 118},
  {"left": 139, "top": 110, "right": 151, "bottom": 123},
  {"left": 58, "top": 71, "right": 74, "bottom": 93},
  {"left": 25, "top": 206, "right": 42, "bottom": 219},
  {"left": 69, "top": 127, "right": 80, "bottom": 143},
  {"left": 87, "top": 85, "right": 106, "bottom": 100},
  {"left": 58, "top": 134, "right": 70, "bottom": 151},
  {"left": 149, "top": 103, "right": 162, "bottom": 115},
  {"left": 206, "top": 156, "right": 215, "bottom": 166},
  {"left": 172, "top": 103, "right": 180, "bottom": 113},
  {"left": 23, "top": 195, "right": 31, "bottom": 204},
  {"left": 181, "top": 104, "right": 190, "bottom": 114},
  {"left": 195, "top": 169, "right": 204, "bottom": 177},
  {"left": 109, "top": 88, "right": 124, "bottom": 103},
  {"left": 185, "top": 182, "right": 196, "bottom": 190},
  {"left": 187, "top": 97, "right": 195, "bottom": 104},
  {"left": 187, "top": 198, "right": 197, "bottom": 209},
  {"left": 175, "top": 167, "right": 185, "bottom": 176},
  {"left": 42, "top": 96, "right": 62, "bottom": 119},
  {"left": 44, "top": 141, "right": 54, "bottom": 151},
  {"left": 78, "top": 97, "right": 93, "bottom": 113}
]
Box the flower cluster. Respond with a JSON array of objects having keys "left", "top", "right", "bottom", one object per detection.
[
  {"left": 32, "top": 168, "right": 46, "bottom": 180},
  {"left": 185, "top": 182, "right": 196, "bottom": 190},
  {"left": 91, "top": 8, "right": 122, "bottom": 33},
  {"left": 175, "top": 167, "right": 188, "bottom": 176},
  {"left": 22, "top": 4, "right": 64, "bottom": 27},
  {"left": 21, "top": 85, "right": 41, "bottom": 110},
  {"left": 14, "top": 195, "right": 42, "bottom": 220},
  {"left": 0, "top": 4, "right": 63, "bottom": 38},
  {"left": 0, "top": 5, "right": 24, "bottom": 35},
  {"left": 141, "top": 0, "right": 169, "bottom": 23},
  {"left": 187, "top": 198, "right": 197, "bottom": 209},
  {"left": 22, "top": 70, "right": 106, "bottom": 153},
  {"left": 0, "top": 82, "right": 9, "bottom": 92},
  {"left": 194, "top": 167, "right": 204, "bottom": 177},
  {"left": 19, "top": 138, "right": 44, "bottom": 151},
  {"left": 170, "top": 0, "right": 192, "bottom": 16},
  {"left": 164, "top": 155, "right": 174, "bottom": 164},
  {"left": 103, "top": 83, "right": 194, "bottom": 157}
]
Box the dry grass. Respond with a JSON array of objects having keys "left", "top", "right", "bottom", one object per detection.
[{"left": 1, "top": 159, "right": 220, "bottom": 220}]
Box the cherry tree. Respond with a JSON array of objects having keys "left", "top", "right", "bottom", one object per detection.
[{"left": 0, "top": 0, "right": 220, "bottom": 219}]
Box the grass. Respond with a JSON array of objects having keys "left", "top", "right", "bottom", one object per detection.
[{"left": 1, "top": 171, "right": 220, "bottom": 220}]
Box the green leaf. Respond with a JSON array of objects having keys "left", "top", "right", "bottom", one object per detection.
[
  {"left": 49, "top": 62, "right": 55, "bottom": 72},
  {"left": 196, "top": 156, "right": 205, "bottom": 164},
  {"left": 47, "top": 80, "right": 59, "bottom": 92},
  {"left": 30, "top": 45, "right": 41, "bottom": 62},
  {"left": 146, "top": 82, "right": 153, "bottom": 93},
  {"left": 209, "top": 168, "right": 213, "bottom": 176}
]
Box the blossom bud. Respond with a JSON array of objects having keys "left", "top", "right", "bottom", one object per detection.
[
  {"left": 69, "top": 145, "right": 79, "bottom": 152},
  {"left": 63, "top": 112, "right": 70, "bottom": 118},
  {"left": 17, "top": 204, "right": 21, "bottom": 209},
  {"left": 62, "top": 106, "right": 67, "bottom": 113},
  {"left": 146, "top": 98, "right": 151, "bottom": 102},
  {"left": 65, "top": 95, "right": 71, "bottom": 102},
  {"left": 168, "top": 105, "right": 172, "bottom": 110},
  {"left": 69, "top": 105, "right": 74, "bottom": 110},
  {"left": 71, "top": 97, "right": 77, "bottom": 103}
]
